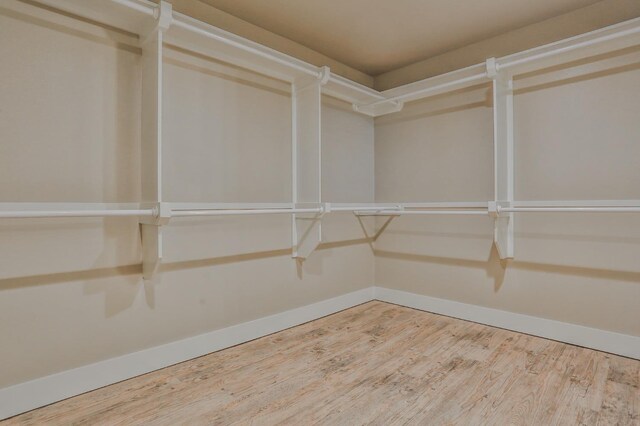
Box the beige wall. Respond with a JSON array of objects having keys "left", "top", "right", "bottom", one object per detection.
[
  {"left": 1, "top": 0, "right": 639, "bottom": 395},
  {"left": 0, "top": 2, "right": 374, "bottom": 389},
  {"left": 374, "top": 51, "right": 640, "bottom": 335}
]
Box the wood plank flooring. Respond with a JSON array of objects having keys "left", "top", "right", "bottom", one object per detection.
[{"left": 4, "top": 301, "right": 639, "bottom": 425}]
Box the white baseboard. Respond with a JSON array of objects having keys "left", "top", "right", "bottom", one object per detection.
[
  {"left": 0, "top": 287, "right": 375, "bottom": 420},
  {"left": 3, "top": 285, "right": 638, "bottom": 420},
  {"left": 374, "top": 286, "right": 640, "bottom": 360}
]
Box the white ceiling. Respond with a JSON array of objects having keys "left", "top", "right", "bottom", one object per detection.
[{"left": 198, "top": 0, "right": 602, "bottom": 75}]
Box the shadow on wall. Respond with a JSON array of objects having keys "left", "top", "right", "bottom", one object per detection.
[
  {"left": 1, "top": 1, "right": 141, "bottom": 54},
  {"left": 374, "top": 245, "right": 640, "bottom": 293},
  {"left": 295, "top": 237, "right": 375, "bottom": 279},
  {"left": 80, "top": 14, "right": 145, "bottom": 316},
  {"left": 374, "top": 84, "right": 493, "bottom": 127},
  {"left": 514, "top": 44, "right": 640, "bottom": 95},
  {"left": 376, "top": 44, "right": 640, "bottom": 129},
  {"left": 163, "top": 48, "right": 290, "bottom": 97},
  {"left": 3, "top": 240, "right": 638, "bottom": 294},
  {"left": 0, "top": 236, "right": 372, "bottom": 316},
  {"left": 1, "top": 2, "right": 387, "bottom": 319},
  {"left": 372, "top": 46, "right": 640, "bottom": 296},
  {"left": 81, "top": 13, "right": 142, "bottom": 319},
  {"left": 374, "top": 246, "right": 508, "bottom": 292},
  {"left": 376, "top": 43, "right": 640, "bottom": 119},
  {"left": 3, "top": 3, "right": 639, "bottom": 320}
]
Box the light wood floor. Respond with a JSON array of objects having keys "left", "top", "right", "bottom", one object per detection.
[{"left": 5, "top": 301, "right": 639, "bottom": 425}]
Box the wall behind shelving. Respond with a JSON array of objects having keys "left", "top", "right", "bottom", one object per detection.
[
  {"left": 374, "top": 51, "right": 640, "bottom": 336},
  {"left": 1, "top": 0, "right": 639, "bottom": 400},
  {"left": 0, "top": 1, "right": 374, "bottom": 389}
]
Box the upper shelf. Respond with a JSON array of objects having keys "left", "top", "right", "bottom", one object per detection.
[
  {"left": 166, "top": 12, "right": 386, "bottom": 106},
  {"left": 166, "top": 12, "right": 319, "bottom": 84},
  {"left": 498, "top": 16, "right": 640, "bottom": 75},
  {"left": 368, "top": 16, "right": 640, "bottom": 114},
  {"left": 32, "top": 0, "right": 155, "bottom": 34},
  {"left": 28, "top": 0, "right": 640, "bottom": 117},
  {"left": 30, "top": 0, "right": 384, "bottom": 107}
]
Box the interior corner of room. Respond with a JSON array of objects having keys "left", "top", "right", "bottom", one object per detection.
[{"left": 0, "top": 0, "right": 639, "bottom": 422}]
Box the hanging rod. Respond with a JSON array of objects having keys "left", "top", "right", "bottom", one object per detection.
[
  {"left": 171, "top": 208, "right": 323, "bottom": 217},
  {"left": 1, "top": 202, "right": 639, "bottom": 219},
  {"left": 0, "top": 209, "right": 155, "bottom": 219},
  {"left": 500, "top": 207, "right": 640, "bottom": 213},
  {"left": 355, "top": 210, "right": 489, "bottom": 217},
  {"left": 511, "top": 200, "right": 640, "bottom": 208},
  {"left": 330, "top": 206, "right": 402, "bottom": 212}
]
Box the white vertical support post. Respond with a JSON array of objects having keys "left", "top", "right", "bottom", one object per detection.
[
  {"left": 488, "top": 58, "right": 515, "bottom": 259},
  {"left": 291, "top": 66, "right": 330, "bottom": 259},
  {"left": 140, "top": 1, "right": 172, "bottom": 280}
]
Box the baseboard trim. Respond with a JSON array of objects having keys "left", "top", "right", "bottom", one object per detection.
[
  {"left": 0, "top": 287, "right": 375, "bottom": 420},
  {"left": 3, "top": 285, "right": 638, "bottom": 419},
  {"left": 374, "top": 286, "right": 640, "bottom": 360}
]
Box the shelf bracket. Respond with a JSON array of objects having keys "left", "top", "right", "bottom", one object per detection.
[
  {"left": 140, "top": 203, "right": 171, "bottom": 280},
  {"left": 490, "top": 58, "right": 515, "bottom": 260},
  {"left": 140, "top": 1, "right": 172, "bottom": 280},
  {"left": 355, "top": 207, "right": 402, "bottom": 243},
  {"left": 140, "top": 1, "right": 172, "bottom": 46},
  {"left": 292, "top": 67, "right": 330, "bottom": 259}
]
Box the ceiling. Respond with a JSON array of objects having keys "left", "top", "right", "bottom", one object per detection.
[{"left": 198, "top": 0, "right": 602, "bottom": 76}]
